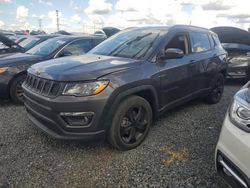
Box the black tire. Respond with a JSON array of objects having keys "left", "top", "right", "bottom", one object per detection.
[
  {"left": 9, "top": 74, "right": 26, "bottom": 104},
  {"left": 205, "top": 73, "right": 224, "bottom": 104},
  {"left": 108, "top": 95, "right": 152, "bottom": 151}
]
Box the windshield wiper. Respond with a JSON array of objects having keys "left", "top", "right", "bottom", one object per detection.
[
  {"left": 109, "top": 33, "right": 153, "bottom": 57},
  {"left": 131, "top": 33, "right": 160, "bottom": 59}
]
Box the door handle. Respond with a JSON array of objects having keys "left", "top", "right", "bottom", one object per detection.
[
  {"left": 188, "top": 60, "right": 196, "bottom": 67},
  {"left": 158, "top": 73, "right": 168, "bottom": 78}
]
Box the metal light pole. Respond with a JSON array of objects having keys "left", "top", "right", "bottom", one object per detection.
[
  {"left": 38, "top": 18, "right": 42, "bottom": 30},
  {"left": 56, "top": 10, "right": 59, "bottom": 31}
]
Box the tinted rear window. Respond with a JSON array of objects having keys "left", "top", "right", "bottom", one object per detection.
[{"left": 191, "top": 32, "right": 211, "bottom": 53}]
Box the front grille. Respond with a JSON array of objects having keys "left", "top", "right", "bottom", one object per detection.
[{"left": 24, "top": 74, "right": 62, "bottom": 98}]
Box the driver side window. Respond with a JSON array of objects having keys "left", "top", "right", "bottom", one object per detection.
[{"left": 165, "top": 34, "right": 189, "bottom": 55}]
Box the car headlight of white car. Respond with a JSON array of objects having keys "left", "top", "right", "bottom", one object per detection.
[
  {"left": 229, "top": 87, "right": 250, "bottom": 132},
  {"left": 62, "top": 80, "right": 109, "bottom": 97}
]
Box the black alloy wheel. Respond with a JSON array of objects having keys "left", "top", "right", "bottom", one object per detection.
[
  {"left": 108, "top": 96, "right": 152, "bottom": 150},
  {"left": 120, "top": 106, "right": 148, "bottom": 144},
  {"left": 206, "top": 73, "right": 224, "bottom": 104}
]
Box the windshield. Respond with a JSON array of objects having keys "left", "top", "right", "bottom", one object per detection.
[
  {"left": 26, "top": 38, "right": 67, "bottom": 56},
  {"left": 19, "top": 37, "right": 40, "bottom": 50},
  {"left": 89, "top": 29, "right": 164, "bottom": 60}
]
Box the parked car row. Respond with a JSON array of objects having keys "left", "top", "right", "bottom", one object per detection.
[
  {"left": 0, "top": 34, "right": 106, "bottom": 103},
  {"left": 0, "top": 33, "right": 58, "bottom": 56},
  {"left": 0, "top": 25, "right": 249, "bottom": 187}
]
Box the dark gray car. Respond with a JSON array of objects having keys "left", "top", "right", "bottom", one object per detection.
[
  {"left": 23, "top": 25, "right": 227, "bottom": 150},
  {"left": 0, "top": 34, "right": 106, "bottom": 104}
]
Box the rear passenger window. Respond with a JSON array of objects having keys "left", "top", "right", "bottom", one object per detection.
[{"left": 191, "top": 33, "right": 211, "bottom": 53}]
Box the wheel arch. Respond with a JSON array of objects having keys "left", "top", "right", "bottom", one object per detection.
[
  {"left": 7, "top": 70, "right": 27, "bottom": 97},
  {"left": 102, "top": 85, "right": 160, "bottom": 130},
  {"left": 219, "top": 68, "right": 227, "bottom": 78}
]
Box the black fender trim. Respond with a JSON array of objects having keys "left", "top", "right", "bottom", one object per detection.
[{"left": 101, "top": 85, "right": 159, "bottom": 130}]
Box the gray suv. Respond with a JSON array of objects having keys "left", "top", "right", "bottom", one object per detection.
[{"left": 22, "top": 25, "right": 227, "bottom": 150}]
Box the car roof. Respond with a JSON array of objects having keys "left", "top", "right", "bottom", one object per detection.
[
  {"left": 49, "top": 34, "right": 106, "bottom": 41},
  {"left": 30, "top": 34, "right": 59, "bottom": 39},
  {"left": 125, "top": 25, "right": 214, "bottom": 34}
]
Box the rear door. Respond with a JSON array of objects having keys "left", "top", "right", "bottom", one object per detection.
[{"left": 188, "top": 32, "right": 214, "bottom": 93}]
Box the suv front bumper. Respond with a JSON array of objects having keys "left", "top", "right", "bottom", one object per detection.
[
  {"left": 216, "top": 114, "right": 250, "bottom": 188},
  {"left": 23, "top": 85, "right": 112, "bottom": 141}
]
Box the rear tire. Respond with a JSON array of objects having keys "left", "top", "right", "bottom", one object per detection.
[
  {"left": 108, "top": 96, "right": 152, "bottom": 151},
  {"left": 9, "top": 74, "right": 26, "bottom": 104},
  {"left": 205, "top": 73, "right": 224, "bottom": 104}
]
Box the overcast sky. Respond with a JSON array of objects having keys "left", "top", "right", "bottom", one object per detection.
[{"left": 0, "top": 0, "right": 250, "bottom": 33}]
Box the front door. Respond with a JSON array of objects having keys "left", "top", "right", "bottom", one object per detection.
[{"left": 157, "top": 33, "right": 193, "bottom": 107}]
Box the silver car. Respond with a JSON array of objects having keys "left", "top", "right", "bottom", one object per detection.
[{"left": 216, "top": 81, "right": 250, "bottom": 188}]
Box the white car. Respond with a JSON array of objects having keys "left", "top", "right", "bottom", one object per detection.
[{"left": 216, "top": 81, "right": 250, "bottom": 188}]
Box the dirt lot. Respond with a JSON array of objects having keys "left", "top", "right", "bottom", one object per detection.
[{"left": 0, "top": 81, "right": 244, "bottom": 188}]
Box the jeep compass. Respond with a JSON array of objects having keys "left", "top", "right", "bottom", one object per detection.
[{"left": 22, "top": 25, "right": 227, "bottom": 150}]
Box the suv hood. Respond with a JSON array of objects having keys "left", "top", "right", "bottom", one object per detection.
[
  {"left": 29, "top": 54, "right": 141, "bottom": 81},
  {"left": 0, "top": 53, "right": 43, "bottom": 67}
]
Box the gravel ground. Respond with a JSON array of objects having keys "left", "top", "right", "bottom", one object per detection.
[{"left": 0, "top": 81, "right": 244, "bottom": 188}]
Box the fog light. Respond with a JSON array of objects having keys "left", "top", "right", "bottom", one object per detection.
[{"left": 60, "top": 112, "right": 94, "bottom": 127}]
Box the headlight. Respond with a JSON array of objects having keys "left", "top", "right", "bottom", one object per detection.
[
  {"left": 229, "top": 88, "right": 250, "bottom": 132},
  {"left": 0, "top": 67, "right": 8, "bottom": 74},
  {"left": 62, "top": 81, "right": 109, "bottom": 97}
]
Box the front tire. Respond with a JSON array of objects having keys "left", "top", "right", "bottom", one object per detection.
[
  {"left": 205, "top": 73, "right": 224, "bottom": 104},
  {"left": 108, "top": 96, "right": 152, "bottom": 150},
  {"left": 9, "top": 74, "right": 26, "bottom": 104}
]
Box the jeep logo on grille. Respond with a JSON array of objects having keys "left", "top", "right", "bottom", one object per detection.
[{"left": 35, "top": 71, "right": 41, "bottom": 76}]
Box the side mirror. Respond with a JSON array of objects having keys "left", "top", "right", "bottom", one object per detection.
[
  {"left": 58, "top": 51, "right": 72, "bottom": 57},
  {"left": 165, "top": 48, "right": 184, "bottom": 59},
  {"left": 158, "top": 48, "right": 184, "bottom": 60}
]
